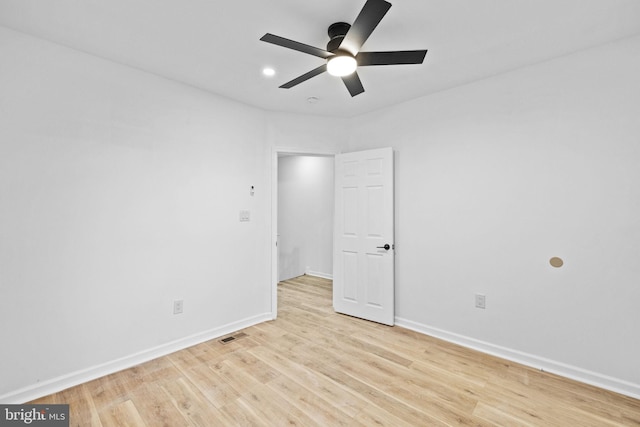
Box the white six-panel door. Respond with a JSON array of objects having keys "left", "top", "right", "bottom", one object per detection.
[{"left": 333, "top": 147, "right": 394, "bottom": 326}]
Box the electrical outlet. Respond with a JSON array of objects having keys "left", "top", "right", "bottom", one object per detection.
[
  {"left": 173, "top": 300, "right": 184, "bottom": 315},
  {"left": 239, "top": 210, "right": 250, "bottom": 222},
  {"left": 475, "top": 294, "right": 486, "bottom": 309}
]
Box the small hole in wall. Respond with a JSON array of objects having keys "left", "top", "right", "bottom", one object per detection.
[{"left": 550, "top": 257, "right": 564, "bottom": 268}]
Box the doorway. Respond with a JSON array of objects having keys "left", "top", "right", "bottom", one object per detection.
[{"left": 271, "top": 148, "right": 336, "bottom": 318}]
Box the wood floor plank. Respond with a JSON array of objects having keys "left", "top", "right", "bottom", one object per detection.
[
  {"left": 353, "top": 402, "right": 428, "bottom": 427},
  {"left": 99, "top": 399, "right": 147, "bottom": 427},
  {"left": 221, "top": 347, "right": 281, "bottom": 385},
  {"left": 125, "top": 382, "right": 189, "bottom": 427},
  {"left": 217, "top": 399, "right": 270, "bottom": 427},
  {"left": 73, "top": 384, "right": 104, "bottom": 427},
  {"left": 265, "top": 375, "right": 362, "bottom": 426},
  {"left": 473, "top": 401, "right": 538, "bottom": 427},
  {"left": 234, "top": 383, "right": 319, "bottom": 426},
  {"left": 247, "top": 344, "right": 371, "bottom": 418},
  {"left": 28, "top": 275, "right": 640, "bottom": 426},
  {"left": 157, "top": 377, "right": 226, "bottom": 427},
  {"left": 208, "top": 359, "right": 264, "bottom": 400},
  {"left": 311, "top": 360, "right": 450, "bottom": 426}
]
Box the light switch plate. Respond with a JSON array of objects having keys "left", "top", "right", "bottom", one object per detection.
[{"left": 173, "top": 300, "right": 183, "bottom": 315}]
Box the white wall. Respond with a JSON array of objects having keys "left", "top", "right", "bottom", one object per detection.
[
  {"left": 265, "top": 111, "right": 348, "bottom": 153},
  {"left": 278, "top": 156, "right": 334, "bottom": 281},
  {"left": 0, "top": 26, "right": 273, "bottom": 401},
  {"left": 347, "top": 35, "right": 640, "bottom": 396}
]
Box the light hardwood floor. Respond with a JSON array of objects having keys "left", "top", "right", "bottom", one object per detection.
[{"left": 32, "top": 275, "right": 640, "bottom": 426}]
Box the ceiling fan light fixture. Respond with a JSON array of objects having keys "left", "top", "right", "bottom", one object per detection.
[{"left": 327, "top": 54, "right": 357, "bottom": 77}]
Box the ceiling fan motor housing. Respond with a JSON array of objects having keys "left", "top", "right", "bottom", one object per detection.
[{"left": 327, "top": 22, "right": 351, "bottom": 52}]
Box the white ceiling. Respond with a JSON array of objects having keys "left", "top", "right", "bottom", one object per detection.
[{"left": 1, "top": 0, "right": 639, "bottom": 117}]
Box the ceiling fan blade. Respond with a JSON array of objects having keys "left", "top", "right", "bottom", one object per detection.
[
  {"left": 280, "top": 64, "right": 328, "bottom": 89},
  {"left": 357, "top": 50, "right": 427, "bottom": 66},
  {"left": 260, "top": 33, "right": 333, "bottom": 59},
  {"left": 339, "top": 0, "right": 391, "bottom": 55},
  {"left": 341, "top": 72, "right": 365, "bottom": 97}
]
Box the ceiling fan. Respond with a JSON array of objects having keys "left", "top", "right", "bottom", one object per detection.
[{"left": 260, "top": 0, "right": 428, "bottom": 97}]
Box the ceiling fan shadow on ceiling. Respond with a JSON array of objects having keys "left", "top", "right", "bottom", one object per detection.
[{"left": 260, "top": 0, "right": 428, "bottom": 97}]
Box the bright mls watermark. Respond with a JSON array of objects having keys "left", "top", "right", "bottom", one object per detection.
[{"left": 0, "top": 405, "right": 68, "bottom": 426}]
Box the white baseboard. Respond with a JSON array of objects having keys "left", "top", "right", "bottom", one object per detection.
[
  {"left": 305, "top": 269, "right": 333, "bottom": 280},
  {"left": 0, "top": 313, "right": 272, "bottom": 404},
  {"left": 395, "top": 317, "right": 640, "bottom": 400}
]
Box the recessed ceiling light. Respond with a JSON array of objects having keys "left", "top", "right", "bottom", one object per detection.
[
  {"left": 262, "top": 67, "right": 276, "bottom": 77},
  {"left": 307, "top": 97, "right": 319, "bottom": 104}
]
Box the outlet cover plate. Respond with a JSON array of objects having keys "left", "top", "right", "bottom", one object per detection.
[{"left": 173, "top": 300, "right": 184, "bottom": 314}]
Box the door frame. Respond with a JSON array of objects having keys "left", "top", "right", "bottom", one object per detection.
[{"left": 270, "top": 146, "right": 337, "bottom": 319}]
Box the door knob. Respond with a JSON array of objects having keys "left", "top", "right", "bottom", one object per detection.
[{"left": 376, "top": 244, "right": 391, "bottom": 250}]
